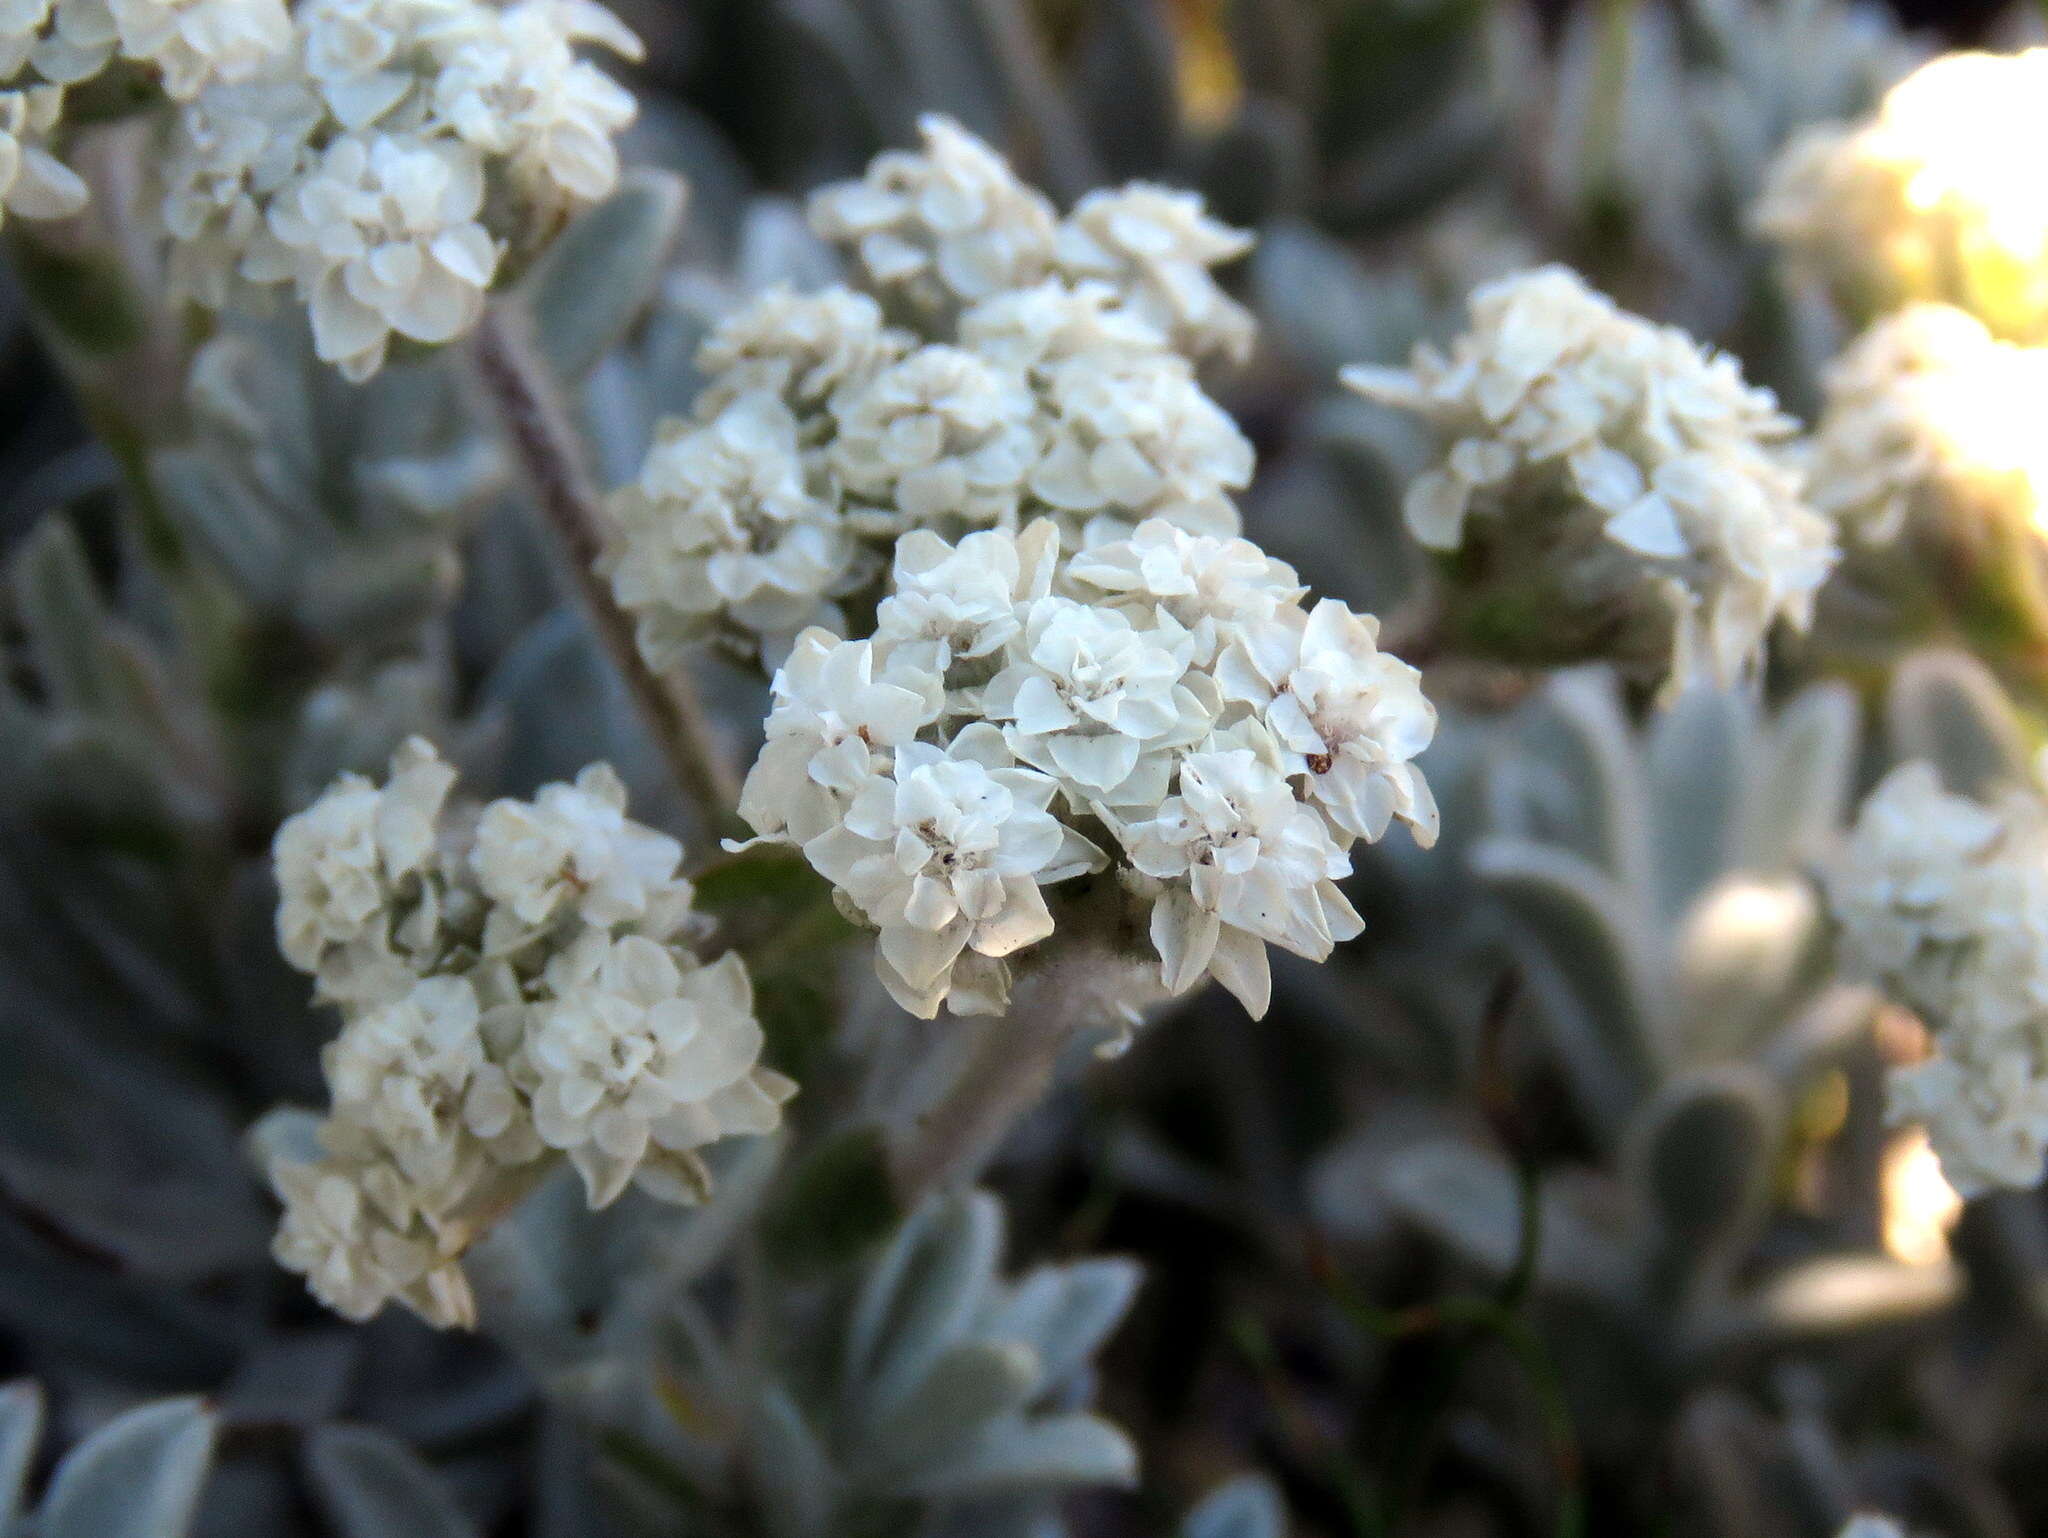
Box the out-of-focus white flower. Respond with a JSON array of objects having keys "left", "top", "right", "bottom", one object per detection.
[
  {"left": 738, "top": 629, "right": 944, "bottom": 845},
  {"left": 428, "top": 0, "right": 641, "bottom": 212},
  {"left": 273, "top": 735, "right": 458, "bottom": 999},
  {"left": 1028, "top": 348, "right": 1252, "bottom": 537},
  {"left": 1832, "top": 755, "right": 2048, "bottom": 1195},
  {"left": 107, "top": 0, "right": 290, "bottom": 98},
  {"left": 808, "top": 112, "right": 1057, "bottom": 313},
  {"left": 1344, "top": 264, "right": 1838, "bottom": 696},
  {"left": 1804, "top": 303, "right": 2048, "bottom": 545},
  {"left": 802, "top": 726, "right": 1102, "bottom": 1016},
  {"left": 693, "top": 285, "right": 910, "bottom": 424},
  {"left": 829, "top": 343, "right": 1041, "bottom": 531},
  {"left": 604, "top": 392, "right": 858, "bottom": 663},
  {"left": 1120, "top": 741, "right": 1363, "bottom": 1018},
  {"left": 264, "top": 131, "right": 499, "bottom": 381},
  {"left": 161, "top": 74, "right": 324, "bottom": 307},
  {"left": 957, "top": 277, "right": 1169, "bottom": 371},
  {"left": 981, "top": 596, "right": 1214, "bottom": 808},
  {"left": 1054, "top": 182, "right": 1255, "bottom": 364},
  {"left": 523, "top": 934, "right": 787, "bottom": 1206},
  {"left": 1221, "top": 599, "right": 1440, "bottom": 847},
  {"left": 0, "top": 84, "right": 85, "bottom": 226},
  {"left": 1756, "top": 48, "right": 2048, "bottom": 342},
  {"left": 268, "top": 1147, "right": 475, "bottom": 1327},
  {"left": 470, "top": 761, "right": 690, "bottom": 950}
]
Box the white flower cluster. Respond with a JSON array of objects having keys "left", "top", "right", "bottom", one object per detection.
[
  {"left": 1756, "top": 49, "right": 2048, "bottom": 343},
  {"left": 157, "top": 0, "right": 640, "bottom": 379},
  {"left": 1830, "top": 756, "right": 2048, "bottom": 1196},
  {"left": 734, "top": 516, "right": 1438, "bottom": 1022},
  {"left": 1343, "top": 265, "right": 1839, "bottom": 697},
  {"left": 604, "top": 115, "right": 1258, "bottom": 666},
  {"left": 264, "top": 738, "right": 793, "bottom": 1327},
  {"left": 1804, "top": 302, "right": 2048, "bottom": 546}
]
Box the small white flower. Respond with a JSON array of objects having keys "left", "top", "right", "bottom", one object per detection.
[
  {"left": 957, "top": 277, "right": 1170, "bottom": 371},
  {"left": 1222, "top": 599, "right": 1440, "bottom": 847},
  {"left": 739, "top": 628, "right": 944, "bottom": 845},
  {"left": 268, "top": 1149, "right": 474, "bottom": 1327},
  {"left": 0, "top": 84, "right": 86, "bottom": 227},
  {"left": 1028, "top": 348, "right": 1252, "bottom": 536},
  {"left": 161, "top": 74, "right": 324, "bottom": 308},
  {"left": 829, "top": 344, "right": 1041, "bottom": 532},
  {"left": 981, "top": 595, "right": 1215, "bottom": 808},
  {"left": 265, "top": 130, "right": 499, "bottom": 381},
  {"left": 800, "top": 726, "right": 1102, "bottom": 1017},
  {"left": 429, "top": 0, "right": 641, "bottom": 212},
  {"left": 1063, "top": 516, "right": 1300, "bottom": 664},
  {"left": 693, "top": 285, "right": 910, "bottom": 424},
  {"left": 470, "top": 761, "right": 689, "bottom": 950},
  {"left": 808, "top": 112, "right": 1057, "bottom": 313},
  {"left": 604, "top": 392, "right": 859, "bottom": 664},
  {"left": 873, "top": 519, "right": 1058, "bottom": 676},
  {"left": 1888, "top": 1037, "right": 2048, "bottom": 1198},
  {"left": 1119, "top": 742, "right": 1364, "bottom": 1019},
  {"left": 272, "top": 736, "right": 458, "bottom": 996},
  {"left": 1054, "top": 182, "right": 1255, "bottom": 364},
  {"left": 108, "top": 0, "right": 291, "bottom": 99},
  {"left": 524, "top": 933, "right": 782, "bottom": 1207}
]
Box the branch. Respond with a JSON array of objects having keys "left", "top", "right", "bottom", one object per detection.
[{"left": 470, "top": 304, "right": 741, "bottom": 829}]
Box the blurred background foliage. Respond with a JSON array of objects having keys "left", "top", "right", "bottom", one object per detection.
[{"left": 9, "top": 1, "right": 2048, "bottom": 1536}]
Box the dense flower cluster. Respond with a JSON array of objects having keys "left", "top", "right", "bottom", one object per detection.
[
  {"left": 159, "top": 0, "right": 641, "bottom": 379},
  {"left": 1804, "top": 303, "right": 2048, "bottom": 545},
  {"left": 0, "top": 0, "right": 640, "bottom": 374},
  {"left": 1342, "top": 265, "right": 1838, "bottom": 697},
  {"left": 603, "top": 116, "right": 1257, "bottom": 665},
  {"left": 1756, "top": 49, "right": 2048, "bottom": 342},
  {"left": 734, "top": 517, "right": 1438, "bottom": 1022},
  {"left": 1830, "top": 755, "right": 2048, "bottom": 1196},
  {"left": 262, "top": 738, "right": 792, "bottom": 1326}
]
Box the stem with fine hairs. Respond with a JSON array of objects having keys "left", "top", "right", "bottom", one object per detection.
[{"left": 470, "top": 303, "right": 742, "bottom": 829}]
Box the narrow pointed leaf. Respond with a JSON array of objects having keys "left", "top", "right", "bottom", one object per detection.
[{"left": 41, "top": 1396, "right": 216, "bottom": 1538}]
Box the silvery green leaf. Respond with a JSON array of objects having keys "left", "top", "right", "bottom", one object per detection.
[
  {"left": 523, "top": 170, "right": 688, "bottom": 381},
  {"left": 1886, "top": 648, "right": 2030, "bottom": 799},
  {"left": 867, "top": 1342, "right": 1042, "bottom": 1470},
  {"left": 10, "top": 517, "right": 123, "bottom": 715},
  {"left": 1735, "top": 681, "right": 1859, "bottom": 872},
  {"left": 40, "top": 1396, "right": 216, "bottom": 1538},
  {"left": 1182, "top": 1474, "right": 1287, "bottom": 1538},
  {"left": 848, "top": 1193, "right": 1003, "bottom": 1415},
  {"left": 1628, "top": 1067, "right": 1780, "bottom": 1287},
  {"left": 1644, "top": 686, "right": 1746, "bottom": 921},
  {"left": 742, "top": 1386, "right": 835, "bottom": 1538},
  {"left": 1685, "top": 1256, "right": 1961, "bottom": 1359},
  {"left": 1470, "top": 837, "right": 1654, "bottom": 1132},
  {"left": 975, "top": 1260, "right": 1140, "bottom": 1396},
  {"left": 0, "top": 1380, "right": 43, "bottom": 1528},
  {"left": 1508, "top": 669, "right": 1654, "bottom": 892},
  {"left": 1378, "top": 1137, "right": 1636, "bottom": 1302},
  {"left": 900, "top": 1412, "right": 1137, "bottom": 1498},
  {"left": 150, "top": 449, "right": 298, "bottom": 612},
  {"left": 305, "top": 1424, "right": 477, "bottom": 1538},
  {"left": 1669, "top": 874, "right": 1832, "bottom": 1067}
]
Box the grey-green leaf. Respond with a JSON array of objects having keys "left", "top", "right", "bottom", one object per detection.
[
  {"left": 1886, "top": 648, "right": 2029, "bottom": 799},
  {"left": 869, "top": 1341, "right": 1042, "bottom": 1469},
  {"left": 40, "top": 1396, "right": 216, "bottom": 1538},
  {"left": 1183, "top": 1474, "right": 1288, "bottom": 1538},
  {"left": 0, "top": 1380, "right": 43, "bottom": 1528},
  {"left": 902, "top": 1411, "right": 1138, "bottom": 1497},
  {"left": 523, "top": 169, "right": 688, "bottom": 380},
  {"left": 305, "top": 1424, "right": 478, "bottom": 1538}
]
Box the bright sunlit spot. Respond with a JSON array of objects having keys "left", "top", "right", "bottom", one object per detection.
[{"left": 1881, "top": 1126, "right": 1965, "bottom": 1268}]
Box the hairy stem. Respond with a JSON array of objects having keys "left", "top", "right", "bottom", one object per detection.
[
  {"left": 889, "top": 944, "right": 1130, "bottom": 1202},
  {"left": 470, "top": 304, "right": 741, "bottom": 828}
]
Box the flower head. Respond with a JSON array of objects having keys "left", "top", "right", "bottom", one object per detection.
[{"left": 1054, "top": 182, "right": 1255, "bottom": 364}]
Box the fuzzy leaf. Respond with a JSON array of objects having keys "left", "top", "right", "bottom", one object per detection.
[
  {"left": 1183, "top": 1475, "right": 1288, "bottom": 1538},
  {"left": 0, "top": 1380, "right": 43, "bottom": 1528},
  {"left": 10, "top": 517, "right": 123, "bottom": 715},
  {"left": 523, "top": 170, "right": 688, "bottom": 380},
  {"left": 1887, "top": 649, "right": 2030, "bottom": 799},
  {"left": 150, "top": 449, "right": 299, "bottom": 611},
  {"left": 1735, "top": 682, "right": 1858, "bottom": 871},
  {"left": 900, "top": 1411, "right": 1137, "bottom": 1497},
  {"left": 869, "top": 1342, "right": 1043, "bottom": 1469},
  {"left": 977, "top": 1259, "right": 1141, "bottom": 1394},
  {"left": 305, "top": 1425, "right": 477, "bottom": 1538},
  {"left": 1645, "top": 686, "right": 1745, "bottom": 920},
  {"left": 743, "top": 1386, "right": 836, "bottom": 1538},
  {"left": 849, "top": 1194, "right": 1004, "bottom": 1416},
  {"left": 1630, "top": 1068, "right": 1779, "bottom": 1289},
  {"left": 40, "top": 1396, "right": 216, "bottom": 1538}
]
